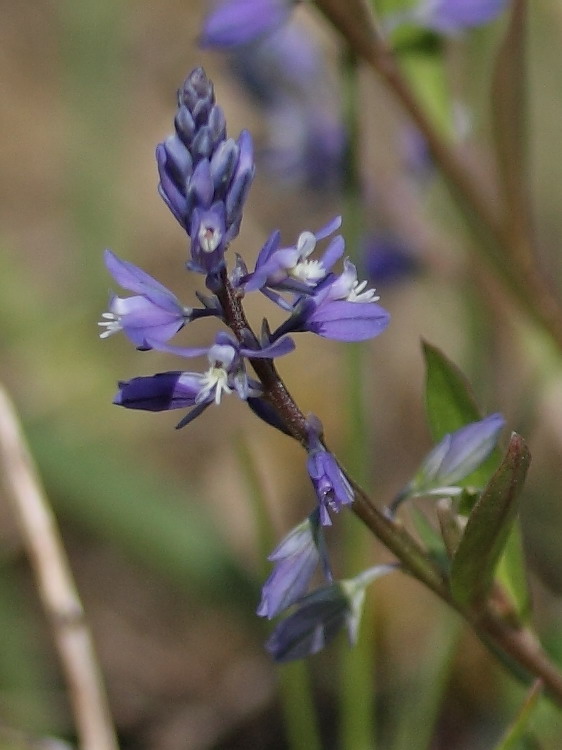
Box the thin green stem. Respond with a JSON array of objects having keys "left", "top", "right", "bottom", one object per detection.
[
  {"left": 236, "top": 438, "right": 323, "bottom": 750},
  {"left": 278, "top": 663, "right": 323, "bottom": 750},
  {"left": 339, "top": 51, "right": 377, "bottom": 750}
]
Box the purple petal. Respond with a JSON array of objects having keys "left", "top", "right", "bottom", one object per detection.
[
  {"left": 308, "top": 301, "right": 390, "bottom": 342},
  {"left": 104, "top": 251, "right": 188, "bottom": 321},
  {"left": 318, "top": 235, "right": 345, "bottom": 273},
  {"left": 143, "top": 339, "right": 211, "bottom": 359},
  {"left": 434, "top": 413, "right": 506, "bottom": 485},
  {"left": 188, "top": 159, "right": 214, "bottom": 208},
  {"left": 114, "top": 372, "right": 202, "bottom": 411},
  {"left": 241, "top": 336, "right": 295, "bottom": 359},
  {"left": 265, "top": 586, "right": 349, "bottom": 662},
  {"left": 107, "top": 295, "right": 186, "bottom": 348},
  {"left": 104, "top": 250, "right": 174, "bottom": 300}
]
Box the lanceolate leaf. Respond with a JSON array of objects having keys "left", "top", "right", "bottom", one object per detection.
[
  {"left": 450, "top": 434, "right": 530, "bottom": 608},
  {"left": 423, "top": 341, "right": 500, "bottom": 490},
  {"left": 423, "top": 341, "right": 481, "bottom": 442}
]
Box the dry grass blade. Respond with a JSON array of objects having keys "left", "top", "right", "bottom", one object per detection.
[{"left": 0, "top": 385, "right": 119, "bottom": 750}]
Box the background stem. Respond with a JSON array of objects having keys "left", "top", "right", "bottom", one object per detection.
[{"left": 0, "top": 386, "right": 119, "bottom": 750}]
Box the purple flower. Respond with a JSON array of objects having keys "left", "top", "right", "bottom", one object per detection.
[
  {"left": 156, "top": 68, "right": 255, "bottom": 276},
  {"left": 228, "top": 24, "right": 346, "bottom": 190},
  {"left": 257, "top": 510, "right": 331, "bottom": 619},
  {"left": 387, "top": 0, "right": 509, "bottom": 35},
  {"left": 201, "top": 0, "right": 295, "bottom": 48},
  {"left": 363, "top": 235, "right": 421, "bottom": 287},
  {"left": 263, "top": 100, "right": 346, "bottom": 190},
  {"left": 115, "top": 371, "right": 210, "bottom": 412},
  {"left": 114, "top": 331, "right": 294, "bottom": 428},
  {"left": 99, "top": 250, "right": 194, "bottom": 348},
  {"left": 242, "top": 216, "right": 344, "bottom": 294},
  {"left": 265, "top": 566, "right": 396, "bottom": 662},
  {"left": 390, "top": 413, "right": 506, "bottom": 514},
  {"left": 308, "top": 450, "right": 354, "bottom": 525},
  {"left": 273, "top": 259, "right": 391, "bottom": 342},
  {"left": 305, "top": 420, "right": 354, "bottom": 525},
  {"left": 413, "top": 413, "right": 506, "bottom": 493}
]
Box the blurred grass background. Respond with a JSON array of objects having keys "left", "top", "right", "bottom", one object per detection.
[{"left": 2, "top": 0, "right": 562, "bottom": 747}]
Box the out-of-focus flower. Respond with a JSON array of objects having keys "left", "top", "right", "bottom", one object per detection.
[
  {"left": 390, "top": 413, "right": 506, "bottom": 514},
  {"left": 257, "top": 510, "right": 331, "bottom": 619},
  {"left": 363, "top": 234, "right": 422, "bottom": 287},
  {"left": 265, "top": 565, "right": 397, "bottom": 662},
  {"left": 226, "top": 23, "right": 346, "bottom": 190},
  {"left": 400, "top": 127, "right": 434, "bottom": 183},
  {"left": 156, "top": 68, "right": 255, "bottom": 277},
  {"left": 387, "top": 0, "right": 509, "bottom": 35},
  {"left": 201, "top": 0, "right": 296, "bottom": 48}
]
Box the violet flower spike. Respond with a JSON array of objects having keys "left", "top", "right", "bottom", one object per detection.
[
  {"left": 243, "top": 216, "right": 344, "bottom": 294},
  {"left": 156, "top": 68, "right": 256, "bottom": 277},
  {"left": 99, "top": 250, "right": 193, "bottom": 348},
  {"left": 201, "top": 0, "right": 296, "bottom": 49},
  {"left": 257, "top": 509, "right": 331, "bottom": 620},
  {"left": 265, "top": 565, "right": 397, "bottom": 662}
]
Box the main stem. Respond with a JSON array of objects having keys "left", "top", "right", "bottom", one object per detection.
[{"left": 216, "top": 270, "right": 562, "bottom": 707}]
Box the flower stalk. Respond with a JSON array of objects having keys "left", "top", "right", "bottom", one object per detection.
[{"left": 102, "top": 65, "right": 562, "bottom": 711}]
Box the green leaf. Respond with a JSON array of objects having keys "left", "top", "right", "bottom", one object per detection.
[
  {"left": 423, "top": 341, "right": 502, "bottom": 492},
  {"left": 423, "top": 343, "right": 530, "bottom": 614},
  {"left": 423, "top": 341, "right": 481, "bottom": 442},
  {"left": 411, "top": 506, "right": 449, "bottom": 569},
  {"left": 497, "top": 526, "right": 532, "bottom": 619},
  {"left": 450, "top": 434, "right": 530, "bottom": 608}
]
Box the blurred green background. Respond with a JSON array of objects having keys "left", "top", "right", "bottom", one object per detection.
[{"left": 2, "top": 0, "right": 562, "bottom": 747}]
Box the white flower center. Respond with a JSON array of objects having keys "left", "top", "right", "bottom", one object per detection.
[
  {"left": 197, "top": 366, "right": 232, "bottom": 405},
  {"left": 199, "top": 224, "right": 222, "bottom": 253},
  {"left": 290, "top": 259, "right": 326, "bottom": 284},
  {"left": 98, "top": 312, "right": 122, "bottom": 338},
  {"left": 346, "top": 279, "right": 380, "bottom": 303}
]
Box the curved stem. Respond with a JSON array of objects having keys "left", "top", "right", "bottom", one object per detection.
[{"left": 313, "top": 0, "right": 562, "bottom": 355}]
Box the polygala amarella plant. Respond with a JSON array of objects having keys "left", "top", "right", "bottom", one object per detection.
[{"left": 100, "top": 68, "right": 506, "bottom": 661}]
